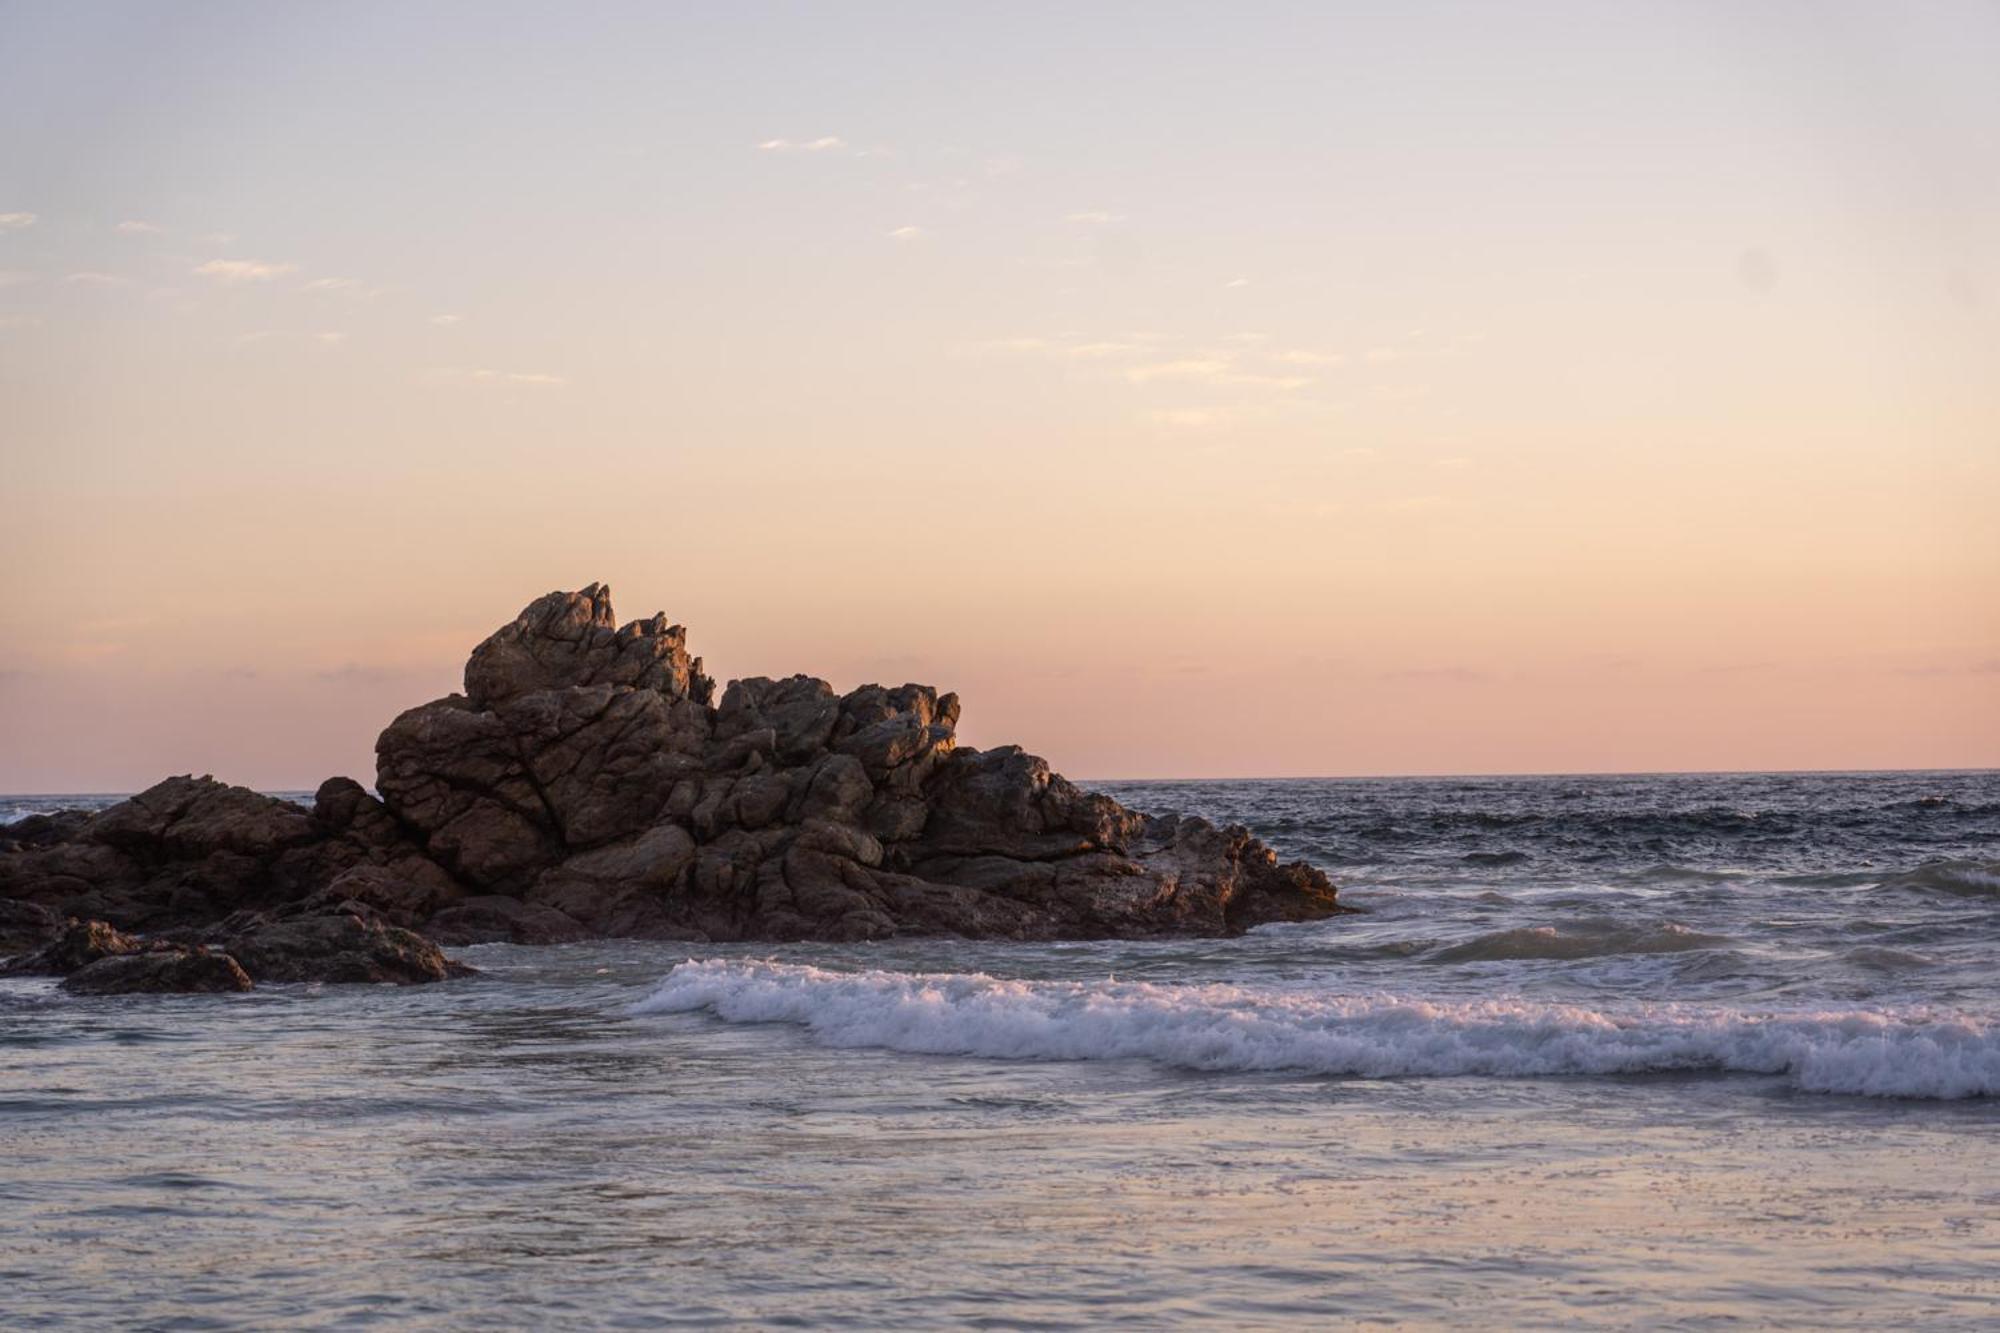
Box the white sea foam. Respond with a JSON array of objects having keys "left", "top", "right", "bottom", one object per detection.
[{"left": 631, "top": 960, "right": 2000, "bottom": 1100}]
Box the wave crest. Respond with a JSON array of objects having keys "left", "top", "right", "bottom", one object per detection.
[
  {"left": 1878, "top": 859, "right": 2000, "bottom": 898},
  {"left": 631, "top": 960, "right": 1999, "bottom": 1099},
  {"left": 1430, "top": 920, "right": 1732, "bottom": 962}
]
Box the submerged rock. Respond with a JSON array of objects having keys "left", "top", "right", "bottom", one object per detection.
[{"left": 0, "top": 582, "right": 1344, "bottom": 948}]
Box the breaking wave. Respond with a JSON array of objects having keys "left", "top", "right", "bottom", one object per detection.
[
  {"left": 1877, "top": 859, "right": 2000, "bottom": 899},
  {"left": 1429, "top": 919, "right": 1732, "bottom": 962},
  {"left": 632, "top": 960, "right": 2000, "bottom": 1100}
]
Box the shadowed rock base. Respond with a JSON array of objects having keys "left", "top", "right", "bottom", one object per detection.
[{"left": 0, "top": 583, "right": 1344, "bottom": 968}]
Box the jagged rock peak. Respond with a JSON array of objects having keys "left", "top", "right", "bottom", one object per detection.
[{"left": 462, "top": 581, "right": 715, "bottom": 708}]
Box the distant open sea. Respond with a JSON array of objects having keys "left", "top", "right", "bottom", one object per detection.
[{"left": 4, "top": 770, "right": 1998, "bottom": 1327}]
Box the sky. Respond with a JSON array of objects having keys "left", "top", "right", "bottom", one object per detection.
[{"left": 0, "top": 1, "right": 1995, "bottom": 789}]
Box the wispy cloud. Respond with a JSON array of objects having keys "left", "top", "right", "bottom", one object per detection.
[
  {"left": 428, "top": 367, "right": 569, "bottom": 388},
  {"left": 0, "top": 270, "right": 34, "bottom": 288},
  {"left": 1126, "top": 358, "right": 1234, "bottom": 383},
  {"left": 974, "top": 335, "right": 1145, "bottom": 361},
  {"left": 758, "top": 136, "right": 846, "bottom": 152},
  {"left": 236, "top": 329, "right": 346, "bottom": 346},
  {"left": 194, "top": 258, "right": 297, "bottom": 283},
  {"left": 1065, "top": 211, "right": 1122, "bottom": 225},
  {"left": 62, "top": 271, "right": 126, "bottom": 287},
  {"left": 888, "top": 225, "right": 928, "bottom": 241},
  {"left": 1125, "top": 358, "right": 1311, "bottom": 389},
  {"left": 316, "top": 662, "right": 422, "bottom": 685},
  {"left": 301, "top": 276, "right": 358, "bottom": 292},
  {"left": 1223, "top": 277, "right": 1250, "bottom": 289},
  {"left": 1277, "top": 348, "right": 1345, "bottom": 366},
  {"left": 0, "top": 212, "right": 36, "bottom": 232},
  {"left": 1149, "top": 409, "right": 1222, "bottom": 429},
  {"left": 114, "top": 220, "right": 161, "bottom": 235},
  {"left": 429, "top": 313, "right": 463, "bottom": 326}
]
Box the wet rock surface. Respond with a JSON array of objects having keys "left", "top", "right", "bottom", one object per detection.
[{"left": 0, "top": 582, "right": 1343, "bottom": 959}]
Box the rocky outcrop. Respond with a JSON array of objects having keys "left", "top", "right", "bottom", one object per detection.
[
  {"left": 1, "top": 907, "right": 471, "bottom": 993},
  {"left": 0, "top": 582, "right": 1343, "bottom": 952},
  {"left": 1, "top": 917, "right": 250, "bottom": 994},
  {"left": 63, "top": 949, "right": 253, "bottom": 996},
  {"left": 204, "top": 908, "right": 472, "bottom": 985}
]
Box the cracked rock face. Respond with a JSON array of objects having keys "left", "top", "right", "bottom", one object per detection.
[{"left": 0, "top": 583, "right": 1343, "bottom": 954}]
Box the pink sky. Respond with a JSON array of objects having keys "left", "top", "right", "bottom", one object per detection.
[{"left": 1, "top": 4, "right": 1994, "bottom": 788}]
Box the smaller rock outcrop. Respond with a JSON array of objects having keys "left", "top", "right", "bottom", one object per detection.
[
  {"left": 64, "top": 949, "right": 253, "bottom": 996},
  {"left": 206, "top": 908, "right": 472, "bottom": 985},
  {"left": 3, "top": 918, "right": 145, "bottom": 976},
  {"left": 2, "top": 918, "right": 253, "bottom": 995}
]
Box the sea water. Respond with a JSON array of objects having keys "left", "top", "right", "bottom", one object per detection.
[{"left": 3, "top": 771, "right": 1997, "bottom": 1327}]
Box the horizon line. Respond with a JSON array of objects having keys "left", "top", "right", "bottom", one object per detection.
[{"left": 4, "top": 763, "right": 1996, "bottom": 801}]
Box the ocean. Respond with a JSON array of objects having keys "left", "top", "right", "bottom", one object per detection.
[{"left": 3, "top": 770, "right": 1997, "bottom": 1327}]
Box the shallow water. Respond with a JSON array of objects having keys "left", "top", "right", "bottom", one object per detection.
[{"left": 4, "top": 771, "right": 1998, "bottom": 1327}]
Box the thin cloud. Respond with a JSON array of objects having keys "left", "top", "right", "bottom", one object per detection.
[
  {"left": 1127, "top": 358, "right": 1313, "bottom": 389},
  {"left": 115, "top": 220, "right": 161, "bottom": 235},
  {"left": 1065, "top": 211, "right": 1123, "bottom": 224},
  {"left": 758, "top": 136, "right": 846, "bottom": 152},
  {"left": 62, "top": 271, "right": 126, "bottom": 287},
  {"left": 888, "top": 225, "right": 927, "bottom": 241},
  {"left": 0, "top": 212, "right": 36, "bottom": 232},
  {"left": 1278, "top": 349, "right": 1345, "bottom": 366},
  {"left": 423, "top": 367, "right": 568, "bottom": 387},
  {"left": 302, "top": 277, "right": 358, "bottom": 292},
  {"left": 194, "top": 258, "right": 297, "bottom": 283},
  {"left": 316, "top": 663, "right": 419, "bottom": 685},
  {"left": 1126, "top": 358, "right": 1235, "bottom": 383},
  {"left": 0, "top": 270, "right": 34, "bottom": 288},
  {"left": 1149, "top": 409, "right": 1222, "bottom": 429},
  {"left": 429, "top": 313, "right": 463, "bottom": 326},
  {"left": 235, "top": 329, "right": 345, "bottom": 346},
  {"left": 1223, "top": 277, "right": 1250, "bottom": 289}
]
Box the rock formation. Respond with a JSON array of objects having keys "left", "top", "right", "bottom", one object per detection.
[{"left": 0, "top": 583, "right": 1342, "bottom": 977}]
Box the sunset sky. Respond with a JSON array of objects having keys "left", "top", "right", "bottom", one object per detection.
[{"left": 1, "top": 1, "right": 1995, "bottom": 789}]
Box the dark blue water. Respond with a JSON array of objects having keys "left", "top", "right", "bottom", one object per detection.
[{"left": 4, "top": 771, "right": 1997, "bottom": 1327}]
